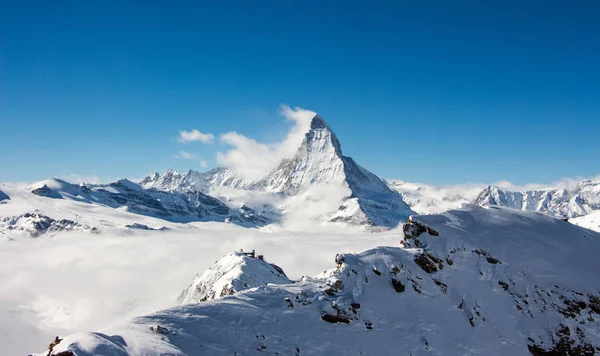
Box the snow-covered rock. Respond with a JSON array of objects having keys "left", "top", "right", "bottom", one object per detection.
[
  {"left": 472, "top": 180, "right": 600, "bottom": 219},
  {"left": 0, "top": 212, "right": 98, "bottom": 238},
  {"left": 34, "top": 205, "right": 600, "bottom": 356},
  {"left": 178, "top": 251, "right": 290, "bottom": 304},
  {"left": 142, "top": 115, "right": 414, "bottom": 228}
]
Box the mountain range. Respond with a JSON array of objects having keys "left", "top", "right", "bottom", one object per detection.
[{"left": 1, "top": 114, "right": 600, "bottom": 238}]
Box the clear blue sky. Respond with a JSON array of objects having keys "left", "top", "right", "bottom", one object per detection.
[{"left": 1, "top": 1, "right": 599, "bottom": 185}]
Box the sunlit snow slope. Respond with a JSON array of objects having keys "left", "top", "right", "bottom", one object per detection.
[{"left": 38, "top": 205, "right": 600, "bottom": 356}]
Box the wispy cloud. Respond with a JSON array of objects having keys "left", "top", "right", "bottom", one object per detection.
[
  {"left": 174, "top": 151, "right": 209, "bottom": 169},
  {"left": 176, "top": 150, "right": 197, "bottom": 159},
  {"left": 216, "top": 105, "right": 316, "bottom": 181},
  {"left": 60, "top": 174, "right": 104, "bottom": 184},
  {"left": 177, "top": 129, "right": 215, "bottom": 144},
  {"left": 492, "top": 174, "right": 600, "bottom": 192}
]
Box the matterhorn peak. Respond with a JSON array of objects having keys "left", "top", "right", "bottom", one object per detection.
[
  {"left": 309, "top": 114, "right": 331, "bottom": 130},
  {"left": 303, "top": 114, "right": 343, "bottom": 156}
]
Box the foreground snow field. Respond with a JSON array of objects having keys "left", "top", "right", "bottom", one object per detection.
[
  {"left": 23, "top": 205, "right": 600, "bottom": 356},
  {"left": 0, "top": 218, "right": 396, "bottom": 355}
]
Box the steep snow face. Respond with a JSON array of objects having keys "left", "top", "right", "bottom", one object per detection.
[
  {"left": 472, "top": 180, "right": 600, "bottom": 219},
  {"left": 388, "top": 180, "right": 483, "bottom": 214},
  {"left": 141, "top": 115, "right": 414, "bottom": 228},
  {"left": 178, "top": 251, "right": 290, "bottom": 304},
  {"left": 37, "top": 206, "right": 600, "bottom": 356}
]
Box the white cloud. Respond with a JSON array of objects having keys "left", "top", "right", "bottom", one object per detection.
[
  {"left": 199, "top": 160, "right": 208, "bottom": 168},
  {"left": 59, "top": 174, "right": 104, "bottom": 185},
  {"left": 178, "top": 129, "right": 215, "bottom": 144},
  {"left": 177, "top": 150, "right": 197, "bottom": 160},
  {"left": 492, "top": 174, "right": 600, "bottom": 192},
  {"left": 216, "top": 105, "right": 316, "bottom": 181}
]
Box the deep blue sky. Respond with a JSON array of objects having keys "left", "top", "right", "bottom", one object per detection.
[{"left": 1, "top": 1, "right": 599, "bottom": 185}]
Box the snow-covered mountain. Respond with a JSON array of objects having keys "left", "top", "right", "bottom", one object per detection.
[
  {"left": 0, "top": 178, "right": 271, "bottom": 239},
  {"left": 142, "top": 115, "right": 415, "bottom": 228},
  {"left": 388, "top": 180, "right": 483, "bottom": 214},
  {"left": 178, "top": 251, "right": 290, "bottom": 304},
  {"left": 36, "top": 205, "right": 600, "bottom": 356},
  {"left": 472, "top": 179, "right": 600, "bottom": 219}
]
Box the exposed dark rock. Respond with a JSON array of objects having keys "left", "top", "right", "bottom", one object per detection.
[
  {"left": 149, "top": 325, "right": 169, "bottom": 334},
  {"left": 32, "top": 185, "right": 61, "bottom": 198},
  {"left": 486, "top": 256, "right": 502, "bottom": 264},
  {"left": 391, "top": 278, "right": 405, "bottom": 293},
  {"left": 588, "top": 295, "right": 600, "bottom": 314},
  {"left": 433, "top": 279, "right": 448, "bottom": 294},
  {"left": 414, "top": 253, "right": 444, "bottom": 273},
  {"left": 321, "top": 313, "right": 350, "bottom": 324},
  {"left": 402, "top": 217, "right": 439, "bottom": 241},
  {"left": 53, "top": 352, "right": 75, "bottom": 356},
  {"left": 498, "top": 281, "right": 510, "bottom": 291}
]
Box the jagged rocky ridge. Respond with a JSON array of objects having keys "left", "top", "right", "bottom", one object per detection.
[
  {"left": 472, "top": 180, "right": 600, "bottom": 219},
  {"left": 36, "top": 205, "right": 600, "bottom": 356},
  {"left": 142, "top": 115, "right": 415, "bottom": 227},
  {"left": 29, "top": 178, "right": 270, "bottom": 227}
]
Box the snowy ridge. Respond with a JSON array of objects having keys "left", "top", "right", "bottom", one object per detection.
[
  {"left": 472, "top": 180, "right": 600, "bottom": 218},
  {"left": 178, "top": 251, "right": 290, "bottom": 304},
  {"left": 27, "top": 178, "right": 270, "bottom": 227},
  {"left": 0, "top": 212, "right": 98, "bottom": 238},
  {"left": 37, "top": 205, "right": 600, "bottom": 356},
  {"left": 571, "top": 210, "right": 600, "bottom": 232},
  {"left": 142, "top": 115, "right": 414, "bottom": 228}
]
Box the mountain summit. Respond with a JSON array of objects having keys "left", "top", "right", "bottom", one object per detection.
[{"left": 142, "top": 114, "right": 414, "bottom": 227}]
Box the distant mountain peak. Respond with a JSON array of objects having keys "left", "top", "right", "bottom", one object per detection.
[
  {"left": 141, "top": 114, "right": 415, "bottom": 228},
  {"left": 310, "top": 114, "right": 330, "bottom": 130}
]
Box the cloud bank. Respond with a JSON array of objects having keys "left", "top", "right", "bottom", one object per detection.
[
  {"left": 216, "top": 105, "right": 317, "bottom": 181},
  {"left": 178, "top": 129, "right": 215, "bottom": 144}
]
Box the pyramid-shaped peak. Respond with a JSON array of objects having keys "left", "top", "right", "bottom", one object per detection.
[{"left": 310, "top": 114, "right": 332, "bottom": 131}]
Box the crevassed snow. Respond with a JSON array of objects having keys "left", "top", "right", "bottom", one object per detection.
[{"left": 34, "top": 205, "right": 600, "bottom": 356}]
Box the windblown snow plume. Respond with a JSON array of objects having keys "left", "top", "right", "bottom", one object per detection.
[{"left": 216, "top": 105, "right": 316, "bottom": 181}]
